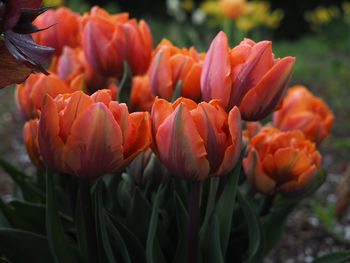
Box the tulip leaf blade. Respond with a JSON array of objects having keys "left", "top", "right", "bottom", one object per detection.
[
  {"left": 118, "top": 60, "right": 133, "bottom": 105},
  {"left": 259, "top": 170, "right": 327, "bottom": 257},
  {"left": 94, "top": 180, "right": 131, "bottom": 263},
  {"left": 108, "top": 214, "right": 147, "bottom": 263},
  {"left": 0, "top": 228, "right": 54, "bottom": 262},
  {"left": 237, "top": 190, "right": 262, "bottom": 263},
  {"left": 311, "top": 251, "right": 350, "bottom": 263},
  {"left": 146, "top": 186, "right": 166, "bottom": 263},
  {"left": 0, "top": 157, "right": 43, "bottom": 202},
  {"left": 173, "top": 192, "right": 189, "bottom": 263},
  {"left": 171, "top": 80, "right": 182, "bottom": 103},
  {"left": 215, "top": 160, "right": 242, "bottom": 256},
  {"left": 46, "top": 169, "right": 80, "bottom": 263},
  {"left": 200, "top": 213, "right": 224, "bottom": 263}
]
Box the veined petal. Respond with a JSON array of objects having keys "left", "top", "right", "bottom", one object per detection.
[
  {"left": 200, "top": 31, "right": 232, "bottom": 108},
  {"left": 63, "top": 103, "right": 124, "bottom": 178},
  {"left": 151, "top": 97, "right": 174, "bottom": 138},
  {"left": 156, "top": 103, "right": 210, "bottom": 181},
  {"left": 38, "top": 95, "right": 65, "bottom": 171},
  {"left": 239, "top": 56, "right": 295, "bottom": 121}
]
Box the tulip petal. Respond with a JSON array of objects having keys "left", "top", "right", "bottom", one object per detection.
[
  {"left": 38, "top": 95, "right": 65, "bottom": 171},
  {"left": 64, "top": 103, "right": 124, "bottom": 178},
  {"left": 151, "top": 98, "right": 174, "bottom": 138},
  {"left": 239, "top": 57, "right": 295, "bottom": 121},
  {"left": 200, "top": 31, "right": 232, "bottom": 108},
  {"left": 243, "top": 148, "right": 276, "bottom": 195},
  {"left": 214, "top": 106, "right": 242, "bottom": 176},
  {"left": 59, "top": 91, "right": 93, "bottom": 143},
  {"left": 156, "top": 103, "right": 210, "bottom": 181}
]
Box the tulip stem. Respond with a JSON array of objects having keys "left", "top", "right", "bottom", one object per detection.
[
  {"left": 260, "top": 194, "right": 275, "bottom": 217},
  {"left": 188, "top": 181, "right": 200, "bottom": 263},
  {"left": 79, "top": 178, "right": 98, "bottom": 263}
]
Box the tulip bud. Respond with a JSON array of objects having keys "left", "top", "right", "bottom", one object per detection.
[
  {"left": 81, "top": 6, "right": 153, "bottom": 78},
  {"left": 148, "top": 39, "right": 203, "bottom": 102},
  {"left": 201, "top": 31, "right": 295, "bottom": 121},
  {"left": 151, "top": 97, "right": 242, "bottom": 181},
  {"left": 243, "top": 127, "right": 322, "bottom": 196},
  {"left": 38, "top": 89, "right": 152, "bottom": 178},
  {"left": 273, "top": 85, "right": 334, "bottom": 144},
  {"left": 32, "top": 7, "right": 81, "bottom": 55}
]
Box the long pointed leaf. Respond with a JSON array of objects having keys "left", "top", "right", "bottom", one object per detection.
[{"left": 311, "top": 251, "right": 350, "bottom": 263}]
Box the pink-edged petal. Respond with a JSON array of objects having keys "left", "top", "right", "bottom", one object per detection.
[
  {"left": 38, "top": 95, "right": 65, "bottom": 171},
  {"left": 91, "top": 89, "right": 112, "bottom": 106},
  {"left": 239, "top": 57, "right": 295, "bottom": 121},
  {"left": 156, "top": 103, "right": 210, "bottom": 181},
  {"left": 229, "top": 41, "right": 273, "bottom": 108},
  {"left": 200, "top": 31, "right": 232, "bottom": 109},
  {"left": 151, "top": 97, "right": 174, "bottom": 138},
  {"left": 63, "top": 103, "right": 124, "bottom": 178}
]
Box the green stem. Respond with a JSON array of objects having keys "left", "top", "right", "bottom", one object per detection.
[
  {"left": 188, "top": 181, "right": 200, "bottom": 263},
  {"left": 79, "top": 178, "right": 98, "bottom": 263}
]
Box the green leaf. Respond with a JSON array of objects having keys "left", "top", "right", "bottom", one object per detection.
[
  {"left": 260, "top": 170, "right": 327, "bottom": 257},
  {"left": 237, "top": 190, "right": 261, "bottom": 263},
  {"left": 126, "top": 188, "right": 152, "bottom": 243},
  {"left": 94, "top": 180, "right": 131, "bottom": 263},
  {"left": 173, "top": 192, "right": 189, "bottom": 263},
  {"left": 171, "top": 80, "right": 182, "bottom": 102},
  {"left": 215, "top": 161, "right": 241, "bottom": 255},
  {"left": 109, "top": 214, "right": 146, "bottom": 263},
  {"left": 0, "top": 228, "right": 54, "bottom": 262},
  {"left": 75, "top": 193, "right": 88, "bottom": 263},
  {"left": 311, "top": 251, "right": 350, "bottom": 263},
  {"left": 200, "top": 214, "right": 224, "bottom": 263},
  {"left": 0, "top": 158, "right": 43, "bottom": 202},
  {"left": 146, "top": 186, "right": 165, "bottom": 263},
  {"left": 118, "top": 60, "right": 133, "bottom": 105},
  {"left": 0, "top": 199, "right": 46, "bottom": 235},
  {"left": 46, "top": 170, "right": 80, "bottom": 263}
]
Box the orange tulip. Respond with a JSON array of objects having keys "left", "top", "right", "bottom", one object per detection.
[
  {"left": 23, "top": 119, "right": 45, "bottom": 170},
  {"left": 201, "top": 31, "right": 295, "bottom": 121},
  {"left": 151, "top": 97, "right": 242, "bottom": 181},
  {"left": 38, "top": 89, "right": 152, "bottom": 178},
  {"left": 273, "top": 85, "right": 334, "bottom": 144},
  {"left": 148, "top": 39, "right": 203, "bottom": 102},
  {"left": 81, "top": 6, "right": 153, "bottom": 78},
  {"left": 32, "top": 7, "right": 81, "bottom": 55},
  {"left": 243, "top": 127, "right": 322, "bottom": 196},
  {"left": 15, "top": 72, "right": 78, "bottom": 120},
  {"left": 220, "top": 0, "right": 247, "bottom": 19},
  {"left": 130, "top": 75, "right": 155, "bottom": 112}
]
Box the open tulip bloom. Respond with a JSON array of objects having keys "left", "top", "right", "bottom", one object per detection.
[{"left": 0, "top": 5, "right": 339, "bottom": 263}]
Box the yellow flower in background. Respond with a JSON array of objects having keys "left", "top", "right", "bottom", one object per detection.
[
  {"left": 182, "top": 0, "right": 194, "bottom": 12},
  {"left": 43, "top": 0, "right": 64, "bottom": 6},
  {"left": 201, "top": 1, "right": 223, "bottom": 17},
  {"left": 220, "top": 0, "right": 247, "bottom": 19},
  {"left": 305, "top": 5, "right": 340, "bottom": 29}
]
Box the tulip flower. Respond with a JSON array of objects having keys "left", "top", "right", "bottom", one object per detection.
[
  {"left": 0, "top": 0, "right": 54, "bottom": 88},
  {"left": 32, "top": 7, "right": 81, "bottom": 55},
  {"left": 51, "top": 46, "right": 118, "bottom": 96},
  {"left": 151, "top": 97, "right": 242, "bottom": 181},
  {"left": 201, "top": 31, "right": 295, "bottom": 121},
  {"left": 23, "top": 119, "right": 45, "bottom": 170},
  {"left": 273, "top": 85, "right": 334, "bottom": 144},
  {"left": 81, "top": 6, "right": 153, "bottom": 78},
  {"left": 16, "top": 72, "right": 78, "bottom": 120},
  {"left": 130, "top": 75, "right": 155, "bottom": 112},
  {"left": 243, "top": 127, "right": 322, "bottom": 196},
  {"left": 148, "top": 39, "right": 203, "bottom": 101},
  {"left": 38, "top": 89, "right": 152, "bottom": 178}
]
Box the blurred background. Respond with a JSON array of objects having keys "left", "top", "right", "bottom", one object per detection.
[{"left": 1, "top": 0, "right": 350, "bottom": 262}]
